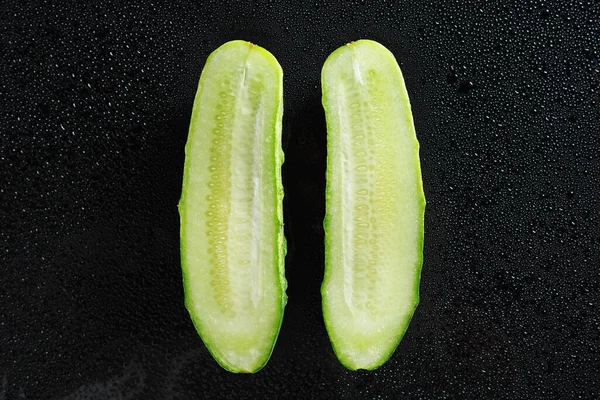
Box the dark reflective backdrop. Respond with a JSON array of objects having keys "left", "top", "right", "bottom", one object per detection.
[{"left": 1, "top": 0, "right": 599, "bottom": 398}]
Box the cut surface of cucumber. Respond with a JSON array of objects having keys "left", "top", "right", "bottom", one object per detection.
[
  {"left": 179, "top": 40, "right": 286, "bottom": 373},
  {"left": 321, "top": 40, "right": 425, "bottom": 370}
]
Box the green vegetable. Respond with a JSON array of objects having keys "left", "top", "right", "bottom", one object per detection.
[
  {"left": 179, "top": 40, "right": 286, "bottom": 373},
  {"left": 321, "top": 40, "right": 425, "bottom": 370}
]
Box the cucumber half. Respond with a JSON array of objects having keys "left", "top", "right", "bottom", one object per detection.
[
  {"left": 179, "top": 41, "right": 286, "bottom": 373},
  {"left": 321, "top": 40, "right": 425, "bottom": 370}
]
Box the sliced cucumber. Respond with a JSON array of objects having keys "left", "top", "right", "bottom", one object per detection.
[
  {"left": 179, "top": 40, "right": 286, "bottom": 373},
  {"left": 321, "top": 40, "right": 425, "bottom": 370}
]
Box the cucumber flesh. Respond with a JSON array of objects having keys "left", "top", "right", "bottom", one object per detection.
[
  {"left": 179, "top": 41, "right": 286, "bottom": 373},
  {"left": 321, "top": 40, "right": 425, "bottom": 370}
]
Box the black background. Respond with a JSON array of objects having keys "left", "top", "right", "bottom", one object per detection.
[{"left": 1, "top": 0, "right": 599, "bottom": 399}]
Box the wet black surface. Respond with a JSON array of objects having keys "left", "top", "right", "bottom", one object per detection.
[{"left": 1, "top": 0, "right": 599, "bottom": 399}]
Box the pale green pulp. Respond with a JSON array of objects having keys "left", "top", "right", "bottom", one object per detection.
[
  {"left": 179, "top": 41, "right": 286, "bottom": 373},
  {"left": 322, "top": 40, "right": 425, "bottom": 370}
]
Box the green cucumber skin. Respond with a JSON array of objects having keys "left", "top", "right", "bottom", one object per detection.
[
  {"left": 179, "top": 41, "right": 286, "bottom": 373},
  {"left": 321, "top": 40, "right": 425, "bottom": 370}
]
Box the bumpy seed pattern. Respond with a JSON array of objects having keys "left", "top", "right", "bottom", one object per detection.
[{"left": 180, "top": 41, "right": 285, "bottom": 372}]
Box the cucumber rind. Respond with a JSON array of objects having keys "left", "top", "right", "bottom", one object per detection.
[
  {"left": 179, "top": 40, "right": 286, "bottom": 373},
  {"left": 321, "top": 39, "right": 425, "bottom": 370}
]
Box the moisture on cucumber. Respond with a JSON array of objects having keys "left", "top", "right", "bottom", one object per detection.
[
  {"left": 179, "top": 40, "right": 287, "bottom": 373},
  {"left": 321, "top": 40, "right": 425, "bottom": 370}
]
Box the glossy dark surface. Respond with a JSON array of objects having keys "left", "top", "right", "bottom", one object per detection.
[{"left": 1, "top": 0, "right": 599, "bottom": 398}]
